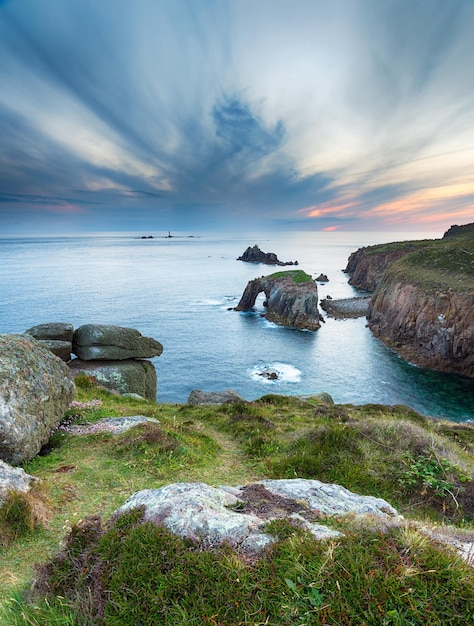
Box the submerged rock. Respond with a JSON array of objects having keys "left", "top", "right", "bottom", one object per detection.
[{"left": 0, "top": 334, "right": 75, "bottom": 464}]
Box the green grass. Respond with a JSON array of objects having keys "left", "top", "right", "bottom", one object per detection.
[
  {"left": 2, "top": 381, "right": 474, "bottom": 624},
  {"left": 267, "top": 269, "right": 313, "bottom": 283},
  {"left": 366, "top": 225, "right": 474, "bottom": 294}
]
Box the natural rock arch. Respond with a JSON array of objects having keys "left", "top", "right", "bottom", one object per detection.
[{"left": 235, "top": 271, "right": 321, "bottom": 331}]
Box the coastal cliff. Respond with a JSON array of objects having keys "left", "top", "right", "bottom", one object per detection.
[
  {"left": 358, "top": 224, "right": 474, "bottom": 378},
  {"left": 235, "top": 270, "right": 321, "bottom": 330},
  {"left": 344, "top": 240, "right": 431, "bottom": 291}
]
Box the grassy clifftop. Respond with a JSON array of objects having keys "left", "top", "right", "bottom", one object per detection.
[
  {"left": 2, "top": 377, "right": 474, "bottom": 624},
  {"left": 390, "top": 226, "right": 474, "bottom": 293}
]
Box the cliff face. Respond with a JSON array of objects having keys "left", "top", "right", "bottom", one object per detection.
[
  {"left": 362, "top": 224, "right": 474, "bottom": 379},
  {"left": 344, "top": 243, "right": 427, "bottom": 291},
  {"left": 368, "top": 280, "right": 474, "bottom": 378},
  {"left": 235, "top": 271, "right": 321, "bottom": 331}
]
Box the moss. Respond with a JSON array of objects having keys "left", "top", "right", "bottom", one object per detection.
[{"left": 267, "top": 269, "right": 313, "bottom": 283}]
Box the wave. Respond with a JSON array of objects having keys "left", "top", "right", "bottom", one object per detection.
[{"left": 250, "top": 362, "right": 302, "bottom": 384}]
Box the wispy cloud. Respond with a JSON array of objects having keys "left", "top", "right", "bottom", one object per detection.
[{"left": 0, "top": 0, "right": 473, "bottom": 233}]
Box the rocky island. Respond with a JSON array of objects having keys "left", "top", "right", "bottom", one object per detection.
[
  {"left": 237, "top": 244, "right": 298, "bottom": 266},
  {"left": 235, "top": 269, "right": 321, "bottom": 330},
  {"left": 345, "top": 223, "right": 474, "bottom": 379}
]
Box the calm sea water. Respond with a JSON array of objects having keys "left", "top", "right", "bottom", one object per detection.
[{"left": 1, "top": 231, "right": 473, "bottom": 421}]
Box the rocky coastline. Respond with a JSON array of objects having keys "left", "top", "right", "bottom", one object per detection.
[{"left": 345, "top": 223, "right": 474, "bottom": 379}]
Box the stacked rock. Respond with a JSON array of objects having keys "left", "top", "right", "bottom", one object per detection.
[
  {"left": 22, "top": 323, "right": 163, "bottom": 401},
  {"left": 70, "top": 324, "right": 163, "bottom": 401},
  {"left": 25, "top": 322, "right": 74, "bottom": 361}
]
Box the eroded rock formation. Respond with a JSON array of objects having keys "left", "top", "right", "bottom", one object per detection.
[
  {"left": 345, "top": 224, "right": 474, "bottom": 378},
  {"left": 237, "top": 245, "right": 297, "bottom": 266},
  {"left": 235, "top": 271, "right": 321, "bottom": 331},
  {"left": 368, "top": 281, "right": 474, "bottom": 378}
]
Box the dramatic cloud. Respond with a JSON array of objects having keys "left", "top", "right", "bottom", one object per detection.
[{"left": 0, "top": 0, "right": 473, "bottom": 234}]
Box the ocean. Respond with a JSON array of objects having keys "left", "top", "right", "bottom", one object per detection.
[{"left": 1, "top": 231, "right": 473, "bottom": 421}]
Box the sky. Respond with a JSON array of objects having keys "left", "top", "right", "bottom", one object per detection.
[{"left": 1, "top": 0, "right": 474, "bottom": 235}]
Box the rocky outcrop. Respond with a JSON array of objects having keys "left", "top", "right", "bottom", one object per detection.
[
  {"left": 73, "top": 324, "right": 163, "bottom": 361},
  {"left": 187, "top": 389, "right": 245, "bottom": 405},
  {"left": 237, "top": 245, "right": 297, "bottom": 266},
  {"left": 69, "top": 359, "right": 158, "bottom": 400},
  {"left": 114, "top": 479, "right": 397, "bottom": 555},
  {"left": 23, "top": 322, "right": 164, "bottom": 399},
  {"left": 320, "top": 296, "right": 371, "bottom": 319},
  {"left": 315, "top": 273, "right": 329, "bottom": 282},
  {"left": 368, "top": 281, "right": 474, "bottom": 378},
  {"left": 235, "top": 271, "right": 321, "bottom": 331},
  {"left": 345, "top": 224, "right": 474, "bottom": 378},
  {"left": 25, "top": 323, "right": 74, "bottom": 361},
  {"left": 344, "top": 243, "right": 425, "bottom": 291},
  {"left": 0, "top": 460, "right": 38, "bottom": 506},
  {"left": 0, "top": 334, "right": 75, "bottom": 464}
]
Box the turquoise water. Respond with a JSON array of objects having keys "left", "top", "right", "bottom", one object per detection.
[{"left": 1, "top": 231, "right": 473, "bottom": 420}]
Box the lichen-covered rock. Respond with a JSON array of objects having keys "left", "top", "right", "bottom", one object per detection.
[
  {"left": 73, "top": 324, "right": 163, "bottom": 361},
  {"left": 0, "top": 459, "right": 38, "bottom": 505},
  {"left": 64, "top": 415, "right": 160, "bottom": 435},
  {"left": 24, "top": 322, "right": 74, "bottom": 343},
  {"left": 0, "top": 334, "right": 75, "bottom": 464},
  {"left": 258, "top": 479, "right": 397, "bottom": 517},
  {"left": 114, "top": 481, "right": 352, "bottom": 554},
  {"left": 69, "top": 359, "right": 157, "bottom": 400},
  {"left": 187, "top": 389, "right": 245, "bottom": 405}
]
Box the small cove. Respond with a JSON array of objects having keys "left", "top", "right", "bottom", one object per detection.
[{"left": 0, "top": 231, "right": 472, "bottom": 421}]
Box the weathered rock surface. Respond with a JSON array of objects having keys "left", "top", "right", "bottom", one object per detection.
[
  {"left": 235, "top": 271, "right": 321, "bottom": 331},
  {"left": 0, "top": 459, "right": 38, "bottom": 505},
  {"left": 344, "top": 243, "right": 424, "bottom": 291},
  {"left": 24, "top": 322, "right": 74, "bottom": 343},
  {"left": 188, "top": 389, "right": 245, "bottom": 405},
  {"left": 69, "top": 359, "right": 157, "bottom": 400},
  {"left": 37, "top": 340, "right": 72, "bottom": 361},
  {"left": 63, "top": 415, "right": 160, "bottom": 435},
  {"left": 0, "top": 334, "right": 75, "bottom": 464},
  {"left": 368, "top": 281, "right": 474, "bottom": 378},
  {"left": 320, "top": 296, "right": 371, "bottom": 319},
  {"left": 73, "top": 324, "right": 163, "bottom": 361},
  {"left": 237, "top": 245, "right": 297, "bottom": 266},
  {"left": 114, "top": 479, "right": 397, "bottom": 555}
]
